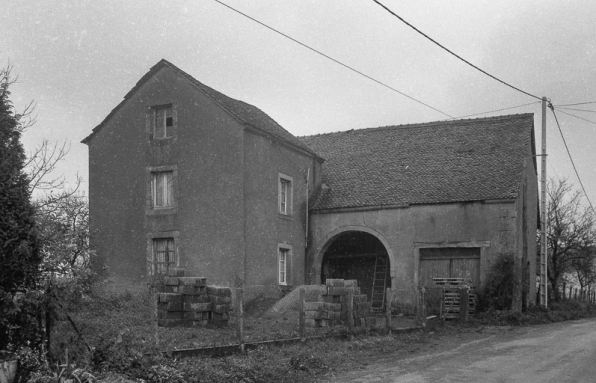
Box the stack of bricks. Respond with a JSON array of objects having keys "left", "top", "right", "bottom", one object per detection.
[
  {"left": 207, "top": 286, "right": 232, "bottom": 324},
  {"left": 304, "top": 279, "right": 370, "bottom": 328},
  {"left": 155, "top": 272, "right": 232, "bottom": 327}
]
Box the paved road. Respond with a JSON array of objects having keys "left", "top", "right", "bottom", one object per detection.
[{"left": 326, "top": 318, "right": 596, "bottom": 383}]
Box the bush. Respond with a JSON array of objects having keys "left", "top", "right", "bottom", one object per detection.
[{"left": 477, "top": 253, "right": 516, "bottom": 311}]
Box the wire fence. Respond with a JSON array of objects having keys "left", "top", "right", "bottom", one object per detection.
[
  {"left": 50, "top": 278, "right": 426, "bottom": 361},
  {"left": 558, "top": 286, "right": 596, "bottom": 304}
]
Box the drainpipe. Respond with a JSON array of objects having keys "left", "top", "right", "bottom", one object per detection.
[{"left": 305, "top": 167, "right": 310, "bottom": 284}]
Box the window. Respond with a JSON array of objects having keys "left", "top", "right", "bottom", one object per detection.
[
  {"left": 151, "top": 171, "right": 173, "bottom": 208},
  {"left": 154, "top": 106, "right": 174, "bottom": 139},
  {"left": 153, "top": 237, "right": 176, "bottom": 274},
  {"left": 278, "top": 174, "right": 293, "bottom": 215},
  {"left": 279, "top": 247, "right": 289, "bottom": 285},
  {"left": 147, "top": 104, "right": 176, "bottom": 142},
  {"left": 146, "top": 165, "right": 177, "bottom": 215}
]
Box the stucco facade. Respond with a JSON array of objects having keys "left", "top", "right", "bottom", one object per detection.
[
  {"left": 84, "top": 60, "right": 322, "bottom": 293},
  {"left": 84, "top": 60, "right": 538, "bottom": 310},
  {"left": 302, "top": 114, "right": 539, "bottom": 310}
]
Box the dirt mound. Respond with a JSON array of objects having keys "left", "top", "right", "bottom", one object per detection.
[{"left": 267, "top": 285, "right": 326, "bottom": 315}]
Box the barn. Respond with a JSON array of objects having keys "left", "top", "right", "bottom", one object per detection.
[{"left": 301, "top": 114, "right": 538, "bottom": 311}]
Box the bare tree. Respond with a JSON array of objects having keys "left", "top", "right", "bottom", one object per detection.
[
  {"left": 547, "top": 178, "right": 596, "bottom": 301},
  {"left": 25, "top": 139, "right": 82, "bottom": 209},
  {"left": 568, "top": 247, "right": 596, "bottom": 296}
]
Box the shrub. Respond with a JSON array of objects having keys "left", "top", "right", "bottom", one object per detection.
[{"left": 477, "top": 253, "right": 516, "bottom": 311}]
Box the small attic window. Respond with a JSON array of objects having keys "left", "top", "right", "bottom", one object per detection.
[{"left": 150, "top": 104, "right": 176, "bottom": 140}]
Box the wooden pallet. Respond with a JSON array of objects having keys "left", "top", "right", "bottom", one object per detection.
[{"left": 433, "top": 278, "right": 476, "bottom": 319}]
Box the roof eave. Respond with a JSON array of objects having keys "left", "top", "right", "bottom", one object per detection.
[{"left": 311, "top": 198, "right": 517, "bottom": 214}]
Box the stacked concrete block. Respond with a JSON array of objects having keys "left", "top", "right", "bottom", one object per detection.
[
  {"left": 352, "top": 294, "right": 369, "bottom": 326},
  {"left": 157, "top": 293, "right": 186, "bottom": 327},
  {"left": 207, "top": 286, "right": 232, "bottom": 324},
  {"left": 155, "top": 273, "right": 231, "bottom": 327},
  {"left": 304, "top": 279, "right": 370, "bottom": 328}
]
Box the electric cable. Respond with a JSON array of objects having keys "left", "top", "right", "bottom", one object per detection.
[
  {"left": 556, "top": 107, "right": 596, "bottom": 114},
  {"left": 212, "top": 0, "right": 453, "bottom": 118},
  {"left": 556, "top": 101, "right": 596, "bottom": 107},
  {"left": 444, "top": 101, "right": 540, "bottom": 120},
  {"left": 550, "top": 106, "right": 596, "bottom": 216},
  {"left": 553, "top": 109, "right": 596, "bottom": 127},
  {"left": 372, "top": 0, "right": 542, "bottom": 101}
]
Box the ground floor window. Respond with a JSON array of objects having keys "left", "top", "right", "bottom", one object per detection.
[
  {"left": 278, "top": 245, "right": 292, "bottom": 286},
  {"left": 154, "top": 237, "right": 176, "bottom": 274}
]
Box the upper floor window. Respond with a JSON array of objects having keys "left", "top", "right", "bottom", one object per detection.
[
  {"left": 151, "top": 171, "right": 173, "bottom": 207},
  {"left": 278, "top": 174, "right": 293, "bottom": 215},
  {"left": 155, "top": 106, "right": 173, "bottom": 139},
  {"left": 147, "top": 104, "right": 176, "bottom": 141},
  {"left": 146, "top": 165, "right": 177, "bottom": 215}
]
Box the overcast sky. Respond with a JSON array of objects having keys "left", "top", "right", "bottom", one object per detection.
[{"left": 2, "top": 0, "right": 596, "bottom": 206}]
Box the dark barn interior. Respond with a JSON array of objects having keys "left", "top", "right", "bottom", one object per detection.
[{"left": 320, "top": 231, "right": 391, "bottom": 310}]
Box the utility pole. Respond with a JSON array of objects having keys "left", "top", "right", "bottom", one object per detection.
[{"left": 540, "top": 97, "right": 548, "bottom": 308}]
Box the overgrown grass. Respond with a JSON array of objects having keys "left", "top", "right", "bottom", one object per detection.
[
  {"left": 473, "top": 299, "right": 596, "bottom": 326},
  {"left": 89, "top": 329, "right": 430, "bottom": 383},
  {"left": 46, "top": 290, "right": 420, "bottom": 381},
  {"left": 48, "top": 290, "right": 596, "bottom": 382}
]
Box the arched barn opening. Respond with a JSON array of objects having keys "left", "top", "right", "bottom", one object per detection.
[{"left": 320, "top": 231, "right": 391, "bottom": 311}]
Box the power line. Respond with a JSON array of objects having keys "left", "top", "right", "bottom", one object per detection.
[
  {"left": 554, "top": 108, "right": 596, "bottom": 127},
  {"left": 445, "top": 101, "right": 540, "bottom": 120},
  {"left": 372, "top": 0, "right": 542, "bottom": 101},
  {"left": 550, "top": 106, "right": 596, "bottom": 216},
  {"left": 556, "top": 101, "right": 596, "bottom": 107},
  {"left": 213, "top": 0, "right": 453, "bottom": 118},
  {"left": 556, "top": 106, "right": 596, "bottom": 114}
]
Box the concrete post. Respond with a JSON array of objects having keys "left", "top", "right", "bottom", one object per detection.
[
  {"left": 386, "top": 288, "right": 392, "bottom": 334},
  {"left": 299, "top": 288, "right": 305, "bottom": 341},
  {"left": 459, "top": 287, "right": 469, "bottom": 323}
]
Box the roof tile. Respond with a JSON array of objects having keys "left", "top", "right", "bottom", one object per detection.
[{"left": 300, "top": 114, "right": 535, "bottom": 210}]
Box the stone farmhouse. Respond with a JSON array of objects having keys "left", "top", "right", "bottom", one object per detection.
[{"left": 82, "top": 60, "right": 538, "bottom": 310}]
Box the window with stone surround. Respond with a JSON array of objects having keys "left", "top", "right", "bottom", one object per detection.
[{"left": 278, "top": 173, "right": 293, "bottom": 216}]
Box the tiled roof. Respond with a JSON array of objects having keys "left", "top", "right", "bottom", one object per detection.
[
  {"left": 83, "top": 60, "right": 321, "bottom": 159},
  {"left": 300, "top": 114, "right": 535, "bottom": 210}
]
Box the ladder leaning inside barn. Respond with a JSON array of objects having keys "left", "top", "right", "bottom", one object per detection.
[{"left": 371, "top": 256, "right": 388, "bottom": 312}]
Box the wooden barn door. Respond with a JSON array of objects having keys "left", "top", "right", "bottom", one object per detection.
[{"left": 419, "top": 247, "right": 480, "bottom": 314}]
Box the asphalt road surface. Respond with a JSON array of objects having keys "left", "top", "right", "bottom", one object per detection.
[{"left": 326, "top": 318, "right": 596, "bottom": 383}]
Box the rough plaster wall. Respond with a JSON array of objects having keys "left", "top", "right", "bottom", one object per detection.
[
  {"left": 88, "top": 65, "right": 247, "bottom": 290},
  {"left": 308, "top": 201, "right": 517, "bottom": 305},
  {"left": 243, "top": 132, "right": 317, "bottom": 294}
]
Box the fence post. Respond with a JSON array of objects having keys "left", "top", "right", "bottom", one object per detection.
[
  {"left": 459, "top": 287, "right": 469, "bottom": 323},
  {"left": 236, "top": 286, "right": 244, "bottom": 353},
  {"left": 299, "top": 288, "right": 305, "bottom": 341},
  {"left": 151, "top": 284, "right": 159, "bottom": 349},
  {"left": 420, "top": 287, "right": 427, "bottom": 327},
  {"left": 347, "top": 291, "right": 354, "bottom": 337},
  {"left": 385, "top": 288, "right": 392, "bottom": 334}
]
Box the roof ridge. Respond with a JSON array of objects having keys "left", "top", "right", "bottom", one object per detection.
[
  {"left": 299, "top": 113, "right": 534, "bottom": 139},
  {"left": 159, "top": 60, "right": 321, "bottom": 159},
  {"left": 84, "top": 59, "right": 322, "bottom": 159}
]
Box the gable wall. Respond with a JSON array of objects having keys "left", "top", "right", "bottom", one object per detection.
[{"left": 88, "top": 66, "right": 246, "bottom": 289}]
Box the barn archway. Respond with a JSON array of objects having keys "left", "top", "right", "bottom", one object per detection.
[{"left": 320, "top": 231, "right": 391, "bottom": 311}]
